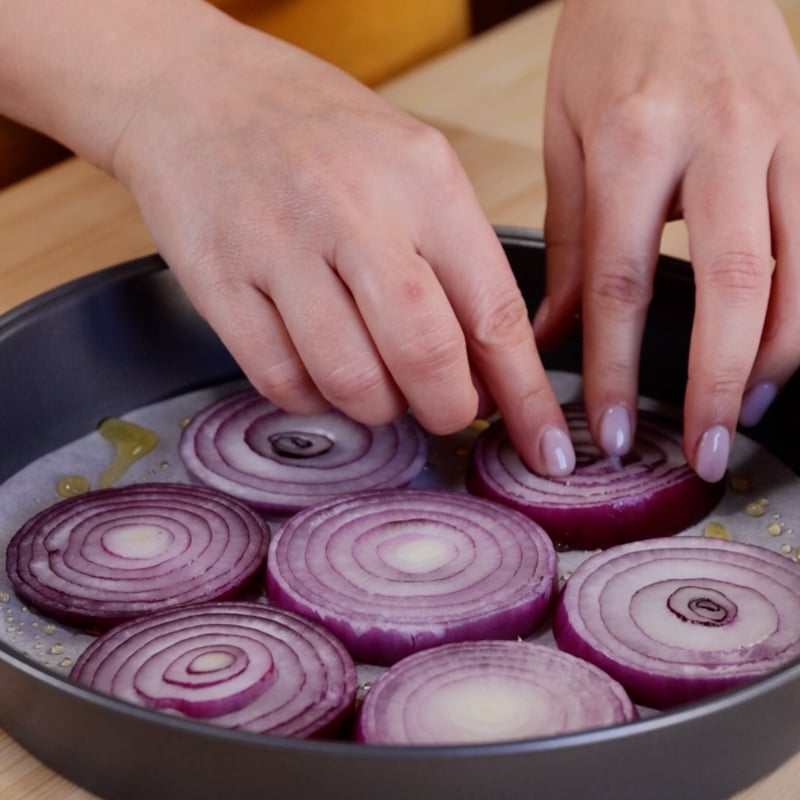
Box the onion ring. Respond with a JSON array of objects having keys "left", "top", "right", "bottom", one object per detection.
[
  {"left": 554, "top": 536, "right": 800, "bottom": 708},
  {"left": 467, "top": 405, "right": 724, "bottom": 549},
  {"left": 71, "top": 602, "right": 357, "bottom": 738},
  {"left": 179, "top": 389, "right": 428, "bottom": 512},
  {"left": 356, "top": 640, "right": 637, "bottom": 745},
  {"left": 266, "top": 488, "right": 557, "bottom": 665},
  {"left": 6, "top": 483, "right": 269, "bottom": 629}
]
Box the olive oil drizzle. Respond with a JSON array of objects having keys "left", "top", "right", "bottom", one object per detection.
[
  {"left": 96, "top": 418, "right": 159, "bottom": 489},
  {"left": 54, "top": 418, "right": 160, "bottom": 498}
]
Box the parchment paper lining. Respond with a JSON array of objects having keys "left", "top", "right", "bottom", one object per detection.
[{"left": 0, "top": 372, "right": 797, "bottom": 708}]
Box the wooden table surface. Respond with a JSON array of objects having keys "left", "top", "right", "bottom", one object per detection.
[{"left": 1, "top": 2, "right": 799, "bottom": 797}]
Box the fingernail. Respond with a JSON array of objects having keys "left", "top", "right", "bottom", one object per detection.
[
  {"left": 539, "top": 426, "right": 576, "bottom": 477},
  {"left": 739, "top": 382, "right": 778, "bottom": 427},
  {"left": 694, "top": 424, "right": 730, "bottom": 483},
  {"left": 599, "top": 404, "right": 632, "bottom": 456},
  {"left": 532, "top": 296, "right": 550, "bottom": 337}
]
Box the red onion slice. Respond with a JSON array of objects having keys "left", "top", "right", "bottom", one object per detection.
[
  {"left": 554, "top": 536, "right": 800, "bottom": 708},
  {"left": 467, "top": 405, "right": 724, "bottom": 549},
  {"left": 266, "top": 488, "right": 558, "bottom": 665},
  {"left": 6, "top": 483, "right": 269, "bottom": 629},
  {"left": 70, "top": 602, "right": 357, "bottom": 738},
  {"left": 179, "top": 389, "right": 428, "bottom": 512},
  {"left": 356, "top": 640, "right": 637, "bottom": 745}
]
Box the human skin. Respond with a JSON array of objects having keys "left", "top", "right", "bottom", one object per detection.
[
  {"left": 538, "top": 0, "right": 800, "bottom": 481},
  {"left": 2, "top": 0, "right": 798, "bottom": 483},
  {"left": 0, "top": 0, "right": 576, "bottom": 477}
]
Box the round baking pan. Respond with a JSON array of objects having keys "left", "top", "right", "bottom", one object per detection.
[{"left": 0, "top": 227, "right": 798, "bottom": 800}]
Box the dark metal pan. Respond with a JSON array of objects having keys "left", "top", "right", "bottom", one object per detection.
[{"left": 0, "top": 227, "right": 798, "bottom": 800}]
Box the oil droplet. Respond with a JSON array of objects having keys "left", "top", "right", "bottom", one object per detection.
[
  {"left": 60, "top": 658, "right": 72, "bottom": 668},
  {"left": 180, "top": 416, "right": 193, "bottom": 429},
  {"left": 561, "top": 571, "right": 573, "bottom": 582},
  {"left": 767, "top": 522, "right": 783, "bottom": 537},
  {"left": 781, "top": 543, "right": 793, "bottom": 554},
  {"left": 704, "top": 521, "right": 732, "bottom": 540},
  {"left": 56, "top": 474, "right": 91, "bottom": 498},
  {"left": 97, "top": 418, "right": 159, "bottom": 489},
  {"left": 746, "top": 501, "right": 766, "bottom": 518},
  {"left": 730, "top": 475, "right": 751, "bottom": 493},
  {"left": 469, "top": 418, "right": 490, "bottom": 433},
  {"left": 49, "top": 643, "right": 64, "bottom": 655},
  {"left": 42, "top": 623, "right": 56, "bottom": 636},
  {"left": 0, "top": 592, "right": 9, "bottom": 603},
  {"left": 160, "top": 460, "right": 170, "bottom": 469}
]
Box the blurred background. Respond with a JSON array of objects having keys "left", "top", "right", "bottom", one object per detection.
[{"left": 0, "top": 0, "right": 541, "bottom": 188}]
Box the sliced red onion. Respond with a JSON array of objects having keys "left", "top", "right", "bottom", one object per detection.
[
  {"left": 554, "top": 536, "right": 800, "bottom": 709},
  {"left": 70, "top": 602, "right": 357, "bottom": 738},
  {"left": 266, "top": 488, "right": 557, "bottom": 665},
  {"left": 179, "top": 389, "right": 428, "bottom": 512},
  {"left": 6, "top": 483, "right": 269, "bottom": 629},
  {"left": 356, "top": 640, "right": 637, "bottom": 745},
  {"left": 467, "top": 405, "right": 724, "bottom": 549}
]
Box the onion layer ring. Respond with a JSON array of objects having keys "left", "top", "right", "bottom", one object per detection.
[
  {"left": 71, "top": 602, "right": 357, "bottom": 738},
  {"left": 266, "top": 488, "right": 558, "bottom": 665},
  {"left": 179, "top": 389, "right": 428, "bottom": 512},
  {"left": 554, "top": 536, "right": 800, "bottom": 708},
  {"left": 6, "top": 483, "right": 269, "bottom": 628},
  {"left": 356, "top": 640, "right": 637, "bottom": 745},
  {"left": 467, "top": 405, "right": 724, "bottom": 549}
]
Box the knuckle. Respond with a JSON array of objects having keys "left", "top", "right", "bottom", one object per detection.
[
  {"left": 319, "top": 362, "right": 388, "bottom": 407},
  {"left": 587, "top": 260, "right": 652, "bottom": 311},
  {"left": 692, "top": 369, "right": 747, "bottom": 408},
  {"left": 406, "top": 124, "right": 465, "bottom": 195},
  {"left": 514, "top": 383, "right": 558, "bottom": 421},
  {"left": 470, "top": 289, "right": 532, "bottom": 352},
  {"left": 702, "top": 252, "right": 769, "bottom": 301},
  {"left": 588, "top": 92, "right": 672, "bottom": 164},
  {"left": 395, "top": 327, "right": 466, "bottom": 378},
  {"left": 705, "top": 79, "right": 764, "bottom": 135},
  {"left": 251, "top": 362, "right": 317, "bottom": 410}
]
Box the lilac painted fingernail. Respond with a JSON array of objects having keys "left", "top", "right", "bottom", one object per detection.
[
  {"left": 599, "top": 404, "right": 632, "bottom": 456},
  {"left": 695, "top": 424, "right": 730, "bottom": 483},
  {"left": 540, "top": 426, "right": 576, "bottom": 477},
  {"left": 739, "top": 382, "right": 778, "bottom": 427}
]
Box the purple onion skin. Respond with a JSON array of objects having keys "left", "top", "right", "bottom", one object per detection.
[
  {"left": 266, "top": 489, "right": 558, "bottom": 666},
  {"left": 268, "top": 578, "right": 553, "bottom": 667},
  {"left": 467, "top": 406, "right": 724, "bottom": 550},
  {"left": 71, "top": 602, "right": 358, "bottom": 739},
  {"left": 178, "top": 389, "right": 428, "bottom": 513},
  {"left": 553, "top": 536, "right": 800, "bottom": 709},
  {"left": 355, "top": 640, "right": 638, "bottom": 745},
  {"left": 553, "top": 603, "right": 746, "bottom": 709},
  {"left": 6, "top": 483, "right": 270, "bottom": 630}
]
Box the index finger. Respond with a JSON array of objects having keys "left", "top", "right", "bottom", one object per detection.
[{"left": 419, "top": 185, "right": 576, "bottom": 477}]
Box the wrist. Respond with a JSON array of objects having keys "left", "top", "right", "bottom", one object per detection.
[{"left": 0, "top": 0, "right": 233, "bottom": 173}]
